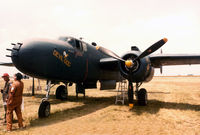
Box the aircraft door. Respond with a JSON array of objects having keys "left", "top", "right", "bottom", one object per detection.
[{"left": 71, "top": 40, "right": 87, "bottom": 81}]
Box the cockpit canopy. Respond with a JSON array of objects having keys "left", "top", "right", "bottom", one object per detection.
[
  {"left": 58, "top": 36, "right": 75, "bottom": 45},
  {"left": 58, "top": 36, "right": 85, "bottom": 51}
]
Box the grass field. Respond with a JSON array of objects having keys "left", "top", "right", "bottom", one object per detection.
[{"left": 0, "top": 77, "right": 200, "bottom": 135}]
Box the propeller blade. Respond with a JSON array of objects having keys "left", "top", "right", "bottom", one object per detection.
[
  {"left": 96, "top": 46, "right": 125, "bottom": 62},
  {"left": 96, "top": 38, "right": 168, "bottom": 69},
  {"left": 137, "top": 38, "right": 168, "bottom": 60}
]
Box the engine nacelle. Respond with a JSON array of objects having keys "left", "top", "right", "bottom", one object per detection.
[{"left": 119, "top": 51, "right": 154, "bottom": 83}]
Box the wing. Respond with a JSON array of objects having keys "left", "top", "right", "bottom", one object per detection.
[
  {"left": 0, "top": 62, "right": 14, "bottom": 67},
  {"left": 150, "top": 54, "right": 200, "bottom": 68}
]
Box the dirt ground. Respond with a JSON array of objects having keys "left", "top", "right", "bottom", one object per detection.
[{"left": 0, "top": 77, "right": 200, "bottom": 135}]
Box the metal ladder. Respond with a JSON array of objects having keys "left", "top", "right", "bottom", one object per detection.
[{"left": 115, "top": 79, "right": 128, "bottom": 105}]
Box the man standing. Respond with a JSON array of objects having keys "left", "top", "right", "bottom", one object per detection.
[
  {"left": 6, "top": 73, "right": 24, "bottom": 131},
  {"left": 1, "top": 73, "right": 12, "bottom": 124}
]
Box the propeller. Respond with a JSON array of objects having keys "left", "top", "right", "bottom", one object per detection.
[
  {"left": 97, "top": 38, "right": 168, "bottom": 105},
  {"left": 136, "top": 38, "right": 167, "bottom": 59},
  {"left": 96, "top": 46, "right": 125, "bottom": 62},
  {"left": 97, "top": 38, "right": 168, "bottom": 69}
]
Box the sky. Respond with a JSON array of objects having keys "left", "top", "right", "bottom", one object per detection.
[{"left": 0, "top": 0, "right": 200, "bottom": 76}]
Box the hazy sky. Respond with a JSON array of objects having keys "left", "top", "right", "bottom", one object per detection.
[{"left": 0, "top": 0, "right": 200, "bottom": 76}]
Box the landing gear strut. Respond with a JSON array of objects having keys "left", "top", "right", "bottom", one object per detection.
[
  {"left": 76, "top": 83, "right": 85, "bottom": 99},
  {"left": 38, "top": 80, "right": 54, "bottom": 118},
  {"left": 128, "top": 81, "right": 134, "bottom": 104}
]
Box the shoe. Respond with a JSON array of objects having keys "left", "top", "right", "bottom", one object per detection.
[
  {"left": 3, "top": 129, "right": 11, "bottom": 132},
  {"left": 19, "top": 126, "right": 26, "bottom": 130},
  {"left": 1, "top": 121, "right": 6, "bottom": 125},
  {"left": 3, "top": 122, "right": 7, "bottom": 125}
]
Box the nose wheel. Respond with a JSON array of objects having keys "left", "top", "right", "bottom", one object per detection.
[{"left": 38, "top": 100, "right": 50, "bottom": 118}]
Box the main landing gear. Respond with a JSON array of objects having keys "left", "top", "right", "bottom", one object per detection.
[
  {"left": 56, "top": 85, "right": 68, "bottom": 100},
  {"left": 128, "top": 82, "right": 147, "bottom": 106},
  {"left": 76, "top": 83, "right": 85, "bottom": 99},
  {"left": 38, "top": 81, "right": 68, "bottom": 118}
]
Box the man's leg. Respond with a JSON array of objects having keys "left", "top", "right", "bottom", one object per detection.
[
  {"left": 6, "top": 108, "right": 13, "bottom": 131},
  {"left": 15, "top": 106, "right": 23, "bottom": 128},
  {"left": 4, "top": 105, "right": 7, "bottom": 123}
]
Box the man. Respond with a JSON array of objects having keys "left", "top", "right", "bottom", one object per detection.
[
  {"left": 6, "top": 73, "right": 24, "bottom": 131},
  {"left": 1, "top": 73, "right": 12, "bottom": 124}
]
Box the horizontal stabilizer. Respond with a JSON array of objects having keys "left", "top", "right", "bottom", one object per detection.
[{"left": 0, "top": 62, "right": 14, "bottom": 67}]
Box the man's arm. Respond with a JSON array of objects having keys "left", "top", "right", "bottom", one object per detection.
[
  {"left": 7, "top": 84, "right": 16, "bottom": 105},
  {"left": 5, "top": 82, "right": 12, "bottom": 94}
]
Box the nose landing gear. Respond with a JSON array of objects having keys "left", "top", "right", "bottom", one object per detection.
[
  {"left": 38, "top": 81, "right": 68, "bottom": 118},
  {"left": 38, "top": 80, "right": 52, "bottom": 118}
]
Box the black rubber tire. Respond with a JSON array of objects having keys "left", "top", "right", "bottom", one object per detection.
[
  {"left": 38, "top": 101, "right": 50, "bottom": 118},
  {"left": 56, "top": 85, "right": 68, "bottom": 100},
  {"left": 137, "top": 88, "right": 148, "bottom": 106}
]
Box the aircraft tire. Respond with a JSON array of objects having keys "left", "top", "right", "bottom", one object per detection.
[
  {"left": 38, "top": 100, "right": 50, "bottom": 118},
  {"left": 137, "top": 88, "right": 148, "bottom": 106},
  {"left": 56, "top": 85, "right": 68, "bottom": 100}
]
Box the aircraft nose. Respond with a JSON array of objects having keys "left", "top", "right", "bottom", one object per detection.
[
  {"left": 11, "top": 41, "right": 34, "bottom": 74},
  {"left": 10, "top": 40, "right": 53, "bottom": 76},
  {"left": 9, "top": 43, "right": 23, "bottom": 57},
  {"left": 10, "top": 39, "right": 70, "bottom": 78}
]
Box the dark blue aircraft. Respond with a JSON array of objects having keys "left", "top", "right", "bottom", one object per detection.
[{"left": 1, "top": 36, "right": 200, "bottom": 118}]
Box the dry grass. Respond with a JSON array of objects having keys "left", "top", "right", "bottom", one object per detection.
[{"left": 0, "top": 77, "right": 200, "bottom": 135}]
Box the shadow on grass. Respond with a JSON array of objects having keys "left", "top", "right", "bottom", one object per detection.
[
  {"left": 23, "top": 93, "right": 52, "bottom": 99},
  {"left": 29, "top": 96, "right": 115, "bottom": 128},
  {"left": 148, "top": 91, "right": 171, "bottom": 94},
  {"left": 131, "top": 100, "right": 200, "bottom": 115},
  {"left": 21, "top": 89, "right": 200, "bottom": 128},
  {"left": 27, "top": 93, "right": 200, "bottom": 129}
]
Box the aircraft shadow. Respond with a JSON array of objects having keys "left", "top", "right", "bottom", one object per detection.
[
  {"left": 148, "top": 91, "right": 171, "bottom": 94},
  {"left": 23, "top": 93, "right": 54, "bottom": 99},
  {"left": 29, "top": 95, "right": 115, "bottom": 128},
  {"left": 131, "top": 99, "right": 200, "bottom": 115},
  {"left": 27, "top": 94, "right": 200, "bottom": 129}
]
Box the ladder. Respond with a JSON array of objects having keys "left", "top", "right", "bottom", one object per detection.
[{"left": 115, "top": 79, "right": 128, "bottom": 105}]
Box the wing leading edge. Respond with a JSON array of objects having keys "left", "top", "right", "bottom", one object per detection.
[{"left": 150, "top": 54, "right": 200, "bottom": 68}]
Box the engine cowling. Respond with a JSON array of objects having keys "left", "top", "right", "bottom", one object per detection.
[{"left": 119, "top": 51, "right": 154, "bottom": 83}]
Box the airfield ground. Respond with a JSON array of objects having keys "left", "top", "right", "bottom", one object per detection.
[{"left": 0, "top": 77, "right": 200, "bottom": 135}]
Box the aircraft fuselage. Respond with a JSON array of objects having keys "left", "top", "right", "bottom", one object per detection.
[{"left": 11, "top": 37, "right": 121, "bottom": 84}]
